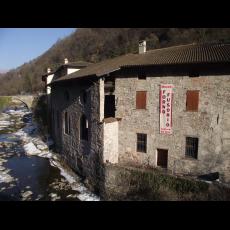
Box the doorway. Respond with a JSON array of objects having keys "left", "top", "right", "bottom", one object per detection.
[
  {"left": 157, "top": 149, "right": 168, "bottom": 168},
  {"left": 104, "top": 95, "right": 115, "bottom": 118}
]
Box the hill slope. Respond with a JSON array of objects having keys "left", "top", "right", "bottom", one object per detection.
[{"left": 1, "top": 28, "right": 230, "bottom": 95}]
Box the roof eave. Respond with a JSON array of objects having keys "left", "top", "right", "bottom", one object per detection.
[{"left": 47, "top": 74, "right": 98, "bottom": 86}]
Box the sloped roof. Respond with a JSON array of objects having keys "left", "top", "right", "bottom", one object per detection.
[
  {"left": 54, "top": 53, "right": 138, "bottom": 83},
  {"left": 42, "top": 60, "right": 92, "bottom": 80},
  {"left": 124, "top": 43, "right": 230, "bottom": 66},
  {"left": 51, "top": 43, "right": 230, "bottom": 84},
  {"left": 64, "top": 61, "right": 92, "bottom": 68}
]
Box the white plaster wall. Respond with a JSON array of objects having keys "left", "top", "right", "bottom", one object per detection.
[
  {"left": 46, "top": 74, "right": 54, "bottom": 95},
  {"left": 47, "top": 74, "right": 54, "bottom": 85},
  {"left": 103, "top": 121, "right": 119, "bottom": 164},
  {"left": 67, "top": 68, "right": 80, "bottom": 75},
  {"left": 99, "top": 78, "right": 104, "bottom": 122}
]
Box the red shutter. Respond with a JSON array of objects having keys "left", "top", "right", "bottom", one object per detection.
[
  {"left": 186, "top": 90, "right": 199, "bottom": 111},
  {"left": 136, "top": 91, "right": 147, "bottom": 109}
]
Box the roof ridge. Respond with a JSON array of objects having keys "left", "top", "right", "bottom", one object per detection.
[
  {"left": 145, "top": 42, "right": 230, "bottom": 54},
  {"left": 145, "top": 43, "right": 196, "bottom": 54}
]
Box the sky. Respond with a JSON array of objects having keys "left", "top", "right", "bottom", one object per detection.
[{"left": 0, "top": 28, "right": 76, "bottom": 72}]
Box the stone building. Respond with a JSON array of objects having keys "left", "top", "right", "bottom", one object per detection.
[
  {"left": 42, "top": 42, "right": 230, "bottom": 187},
  {"left": 42, "top": 59, "right": 91, "bottom": 132}
]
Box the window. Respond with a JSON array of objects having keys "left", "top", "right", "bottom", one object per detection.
[
  {"left": 80, "top": 114, "right": 88, "bottom": 141},
  {"left": 185, "top": 137, "right": 199, "bottom": 159},
  {"left": 136, "top": 91, "right": 147, "bottom": 109},
  {"left": 64, "top": 111, "right": 70, "bottom": 135},
  {"left": 104, "top": 95, "right": 115, "bottom": 118},
  {"left": 138, "top": 73, "right": 146, "bottom": 80},
  {"left": 69, "top": 116, "right": 71, "bottom": 135},
  {"left": 64, "top": 90, "right": 70, "bottom": 101},
  {"left": 186, "top": 90, "right": 199, "bottom": 111},
  {"left": 137, "top": 133, "right": 147, "bottom": 153}
]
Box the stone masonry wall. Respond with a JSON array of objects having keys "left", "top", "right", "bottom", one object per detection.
[
  {"left": 50, "top": 80, "right": 104, "bottom": 191},
  {"left": 115, "top": 75, "right": 230, "bottom": 183}
]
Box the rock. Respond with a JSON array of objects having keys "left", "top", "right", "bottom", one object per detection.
[
  {"left": 67, "top": 194, "right": 78, "bottom": 198},
  {"left": 0, "top": 166, "right": 5, "bottom": 171},
  {"left": 49, "top": 193, "right": 58, "bottom": 198},
  {"left": 35, "top": 194, "right": 43, "bottom": 201},
  {"left": 21, "top": 191, "right": 33, "bottom": 199},
  {"left": 51, "top": 196, "right": 61, "bottom": 201},
  {"left": 36, "top": 144, "right": 48, "bottom": 151},
  {"left": 0, "top": 187, "right": 6, "bottom": 191}
]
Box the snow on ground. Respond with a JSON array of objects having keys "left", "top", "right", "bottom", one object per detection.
[
  {"left": 0, "top": 173, "right": 15, "bottom": 184},
  {"left": 0, "top": 120, "right": 12, "bottom": 127},
  {"left": 0, "top": 113, "right": 12, "bottom": 129},
  {"left": 23, "top": 142, "right": 42, "bottom": 155},
  {"left": 0, "top": 151, "right": 16, "bottom": 185},
  {"left": 1, "top": 107, "right": 100, "bottom": 201},
  {"left": 6, "top": 108, "right": 29, "bottom": 116},
  {"left": 0, "top": 158, "right": 15, "bottom": 184}
]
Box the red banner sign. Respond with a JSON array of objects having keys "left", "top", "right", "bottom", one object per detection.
[{"left": 160, "top": 84, "right": 174, "bottom": 134}]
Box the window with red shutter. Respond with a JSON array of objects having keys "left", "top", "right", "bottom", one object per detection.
[
  {"left": 136, "top": 91, "right": 147, "bottom": 109},
  {"left": 186, "top": 90, "right": 199, "bottom": 111}
]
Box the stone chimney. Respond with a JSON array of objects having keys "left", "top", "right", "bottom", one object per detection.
[
  {"left": 47, "top": 68, "right": 51, "bottom": 73},
  {"left": 139, "top": 40, "right": 146, "bottom": 54},
  {"left": 64, "top": 58, "right": 69, "bottom": 64}
]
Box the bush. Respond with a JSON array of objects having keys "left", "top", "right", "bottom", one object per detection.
[
  {"left": 32, "top": 94, "right": 48, "bottom": 137},
  {"left": 0, "top": 96, "right": 12, "bottom": 111}
]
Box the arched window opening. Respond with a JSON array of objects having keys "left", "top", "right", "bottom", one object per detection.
[
  {"left": 80, "top": 114, "right": 88, "bottom": 141},
  {"left": 64, "top": 111, "right": 70, "bottom": 134}
]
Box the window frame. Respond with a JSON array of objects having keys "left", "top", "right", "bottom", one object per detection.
[
  {"left": 80, "top": 114, "right": 88, "bottom": 141},
  {"left": 136, "top": 133, "right": 147, "bottom": 153},
  {"left": 185, "top": 136, "right": 199, "bottom": 159},
  {"left": 64, "top": 111, "right": 70, "bottom": 135}
]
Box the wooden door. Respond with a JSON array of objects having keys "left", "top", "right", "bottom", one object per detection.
[{"left": 157, "top": 149, "right": 168, "bottom": 168}]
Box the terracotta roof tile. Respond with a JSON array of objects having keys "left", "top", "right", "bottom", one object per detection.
[{"left": 52, "top": 43, "right": 230, "bottom": 84}]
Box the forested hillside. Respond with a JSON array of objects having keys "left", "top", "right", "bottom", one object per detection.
[{"left": 1, "top": 28, "right": 230, "bottom": 95}]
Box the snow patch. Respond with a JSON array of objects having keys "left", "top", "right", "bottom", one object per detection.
[
  {"left": 36, "top": 144, "right": 48, "bottom": 151},
  {"left": 23, "top": 142, "right": 41, "bottom": 155},
  {"left": 0, "top": 173, "right": 15, "bottom": 184},
  {"left": 77, "top": 193, "right": 100, "bottom": 201}
]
